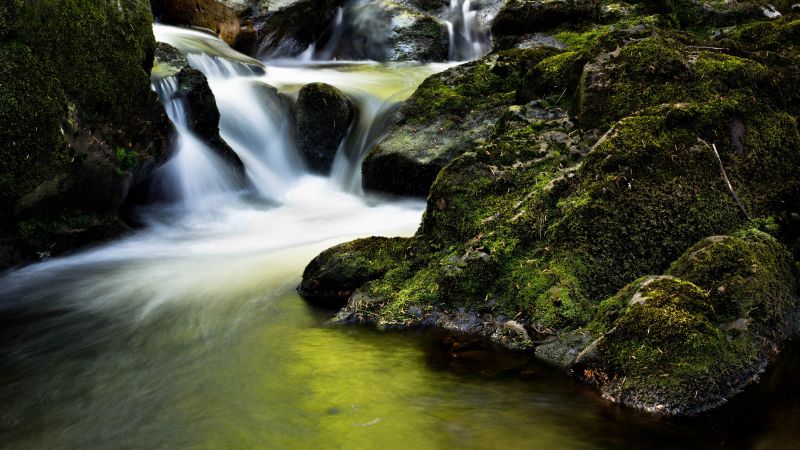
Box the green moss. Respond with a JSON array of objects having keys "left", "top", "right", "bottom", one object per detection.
[
  {"left": 401, "top": 48, "right": 558, "bottom": 125},
  {"left": 10, "top": 0, "right": 160, "bottom": 124},
  {"left": 582, "top": 227, "right": 799, "bottom": 413},
  {"left": 0, "top": 42, "right": 70, "bottom": 215},
  {"left": 668, "top": 228, "right": 800, "bottom": 338},
  {"left": 17, "top": 210, "right": 123, "bottom": 257},
  {"left": 115, "top": 147, "right": 140, "bottom": 172}
]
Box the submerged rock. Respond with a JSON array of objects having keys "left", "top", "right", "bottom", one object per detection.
[{"left": 294, "top": 83, "right": 354, "bottom": 174}]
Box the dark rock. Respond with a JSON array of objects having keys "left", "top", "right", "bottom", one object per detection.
[
  {"left": 491, "top": 0, "right": 597, "bottom": 48},
  {"left": 255, "top": 0, "right": 344, "bottom": 58},
  {"left": 294, "top": 82, "right": 354, "bottom": 174},
  {"left": 154, "top": 43, "right": 244, "bottom": 172},
  {"left": 298, "top": 237, "right": 408, "bottom": 306},
  {"left": 362, "top": 47, "right": 557, "bottom": 196}
]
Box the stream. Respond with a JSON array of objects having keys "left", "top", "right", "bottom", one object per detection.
[{"left": 0, "top": 23, "right": 798, "bottom": 450}]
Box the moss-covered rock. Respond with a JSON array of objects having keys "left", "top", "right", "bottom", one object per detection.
[
  {"left": 491, "top": 0, "right": 598, "bottom": 48},
  {"left": 0, "top": 0, "right": 171, "bottom": 266},
  {"left": 298, "top": 237, "right": 410, "bottom": 306},
  {"left": 301, "top": 2, "right": 800, "bottom": 416},
  {"left": 362, "top": 47, "right": 558, "bottom": 196},
  {"left": 576, "top": 229, "right": 799, "bottom": 414}
]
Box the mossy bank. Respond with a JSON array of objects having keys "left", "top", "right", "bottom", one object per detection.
[{"left": 302, "top": 4, "right": 800, "bottom": 415}]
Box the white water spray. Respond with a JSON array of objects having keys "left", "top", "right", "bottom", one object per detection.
[
  {"left": 151, "top": 76, "right": 241, "bottom": 209},
  {"left": 445, "top": 0, "right": 490, "bottom": 61}
]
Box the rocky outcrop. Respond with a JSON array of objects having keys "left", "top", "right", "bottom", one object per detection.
[
  {"left": 255, "top": 0, "right": 345, "bottom": 58},
  {"left": 0, "top": 0, "right": 171, "bottom": 268},
  {"left": 301, "top": 12, "right": 800, "bottom": 414},
  {"left": 294, "top": 83, "right": 354, "bottom": 174},
  {"left": 154, "top": 43, "right": 244, "bottom": 171}
]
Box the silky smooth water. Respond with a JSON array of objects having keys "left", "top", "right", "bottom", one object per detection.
[{"left": 0, "top": 25, "right": 798, "bottom": 450}]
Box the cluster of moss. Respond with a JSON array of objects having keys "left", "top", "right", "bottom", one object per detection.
[{"left": 580, "top": 228, "right": 799, "bottom": 414}]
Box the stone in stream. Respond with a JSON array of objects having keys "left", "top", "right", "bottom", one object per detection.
[
  {"left": 154, "top": 43, "right": 245, "bottom": 173},
  {"left": 294, "top": 82, "right": 354, "bottom": 174}
]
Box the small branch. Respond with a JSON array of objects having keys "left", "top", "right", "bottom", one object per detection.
[
  {"left": 686, "top": 46, "right": 728, "bottom": 51},
  {"left": 699, "top": 138, "right": 752, "bottom": 221}
]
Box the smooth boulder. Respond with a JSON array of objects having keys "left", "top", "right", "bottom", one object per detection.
[{"left": 294, "top": 82, "right": 354, "bottom": 174}]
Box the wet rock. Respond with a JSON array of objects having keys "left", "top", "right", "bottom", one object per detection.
[
  {"left": 362, "top": 47, "right": 557, "bottom": 196},
  {"left": 154, "top": 43, "right": 244, "bottom": 171},
  {"left": 294, "top": 82, "right": 354, "bottom": 174},
  {"left": 535, "top": 329, "right": 594, "bottom": 369},
  {"left": 255, "top": 0, "right": 344, "bottom": 58}
]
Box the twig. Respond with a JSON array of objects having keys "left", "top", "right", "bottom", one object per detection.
[
  {"left": 698, "top": 138, "right": 752, "bottom": 221},
  {"left": 686, "top": 46, "right": 728, "bottom": 51}
]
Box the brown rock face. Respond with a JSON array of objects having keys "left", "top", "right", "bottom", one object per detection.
[{"left": 153, "top": 0, "right": 248, "bottom": 47}]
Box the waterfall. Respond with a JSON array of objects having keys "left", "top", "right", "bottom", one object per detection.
[
  {"left": 151, "top": 77, "right": 241, "bottom": 209},
  {"left": 186, "top": 53, "right": 306, "bottom": 201},
  {"left": 153, "top": 23, "right": 449, "bottom": 205},
  {"left": 445, "top": 0, "right": 490, "bottom": 61}
]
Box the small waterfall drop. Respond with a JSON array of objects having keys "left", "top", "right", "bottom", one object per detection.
[
  {"left": 151, "top": 77, "right": 241, "bottom": 209},
  {"left": 186, "top": 53, "right": 306, "bottom": 200},
  {"left": 445, "top": 0, "right": 490, "bottom": 61},
  {"left": 154, "top": 23, "right": 450, "bottom": 202}
]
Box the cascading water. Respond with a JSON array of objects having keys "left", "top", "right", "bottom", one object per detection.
[
  {"left": 445, "top": 0, "right": 491, "bottom": 61},
  {"left": 151, "top": 76, "right": 242, "bottom": 208}
]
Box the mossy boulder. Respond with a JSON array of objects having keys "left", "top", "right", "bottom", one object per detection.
[
  {"left": 294, "top": 83, "right": 354, "bottom": 174},
  {"left": 362, "top": 47, "right": 558, "bottom": 196},
  {"left": 0, "top": 0, "right": 171, "bottom": 266},
  {"left": 298, "top": 237, "right": 409, "bottom": 306},
  {"left": 577, "top": 229, "right": 799, "bottom": 414}
]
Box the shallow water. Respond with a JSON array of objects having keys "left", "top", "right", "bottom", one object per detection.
[{"left": 1, "top": 25, "right": 799, "bottom": 449}]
